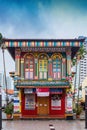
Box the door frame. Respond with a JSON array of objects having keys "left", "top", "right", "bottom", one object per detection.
[{"left": 37, "top": 97, "right": 49, "bottom": 115}]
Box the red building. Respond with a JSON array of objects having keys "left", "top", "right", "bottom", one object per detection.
[{"left": 6, "top": 38, "right": 84, "bottom": 119}]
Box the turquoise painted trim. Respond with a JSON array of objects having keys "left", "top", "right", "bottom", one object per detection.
[
  {"left": 18, "top": 42, "right": 22, "bottom": 47},
  {"left": 45, "top": 42, "right": 48, "bottom": 46},
  {"left": 38, "top": 42, "right": 41, "bottom": 47},
  {"left": 7, "top": 41, "right": 83, "bottom": 47},
  {"left": 36, "top": 41, "right": 39, "bottom": 47},
  {"left": 26, "top": 42, "right": 28, "bottom": 47},
  {"left": 62, "top": 42, "right": 65, "bottom": 46},
  {"left": 70, "top": 42, "right": 73, "bottom": 46},
  {"left": 28, "top": 42, "right": 30, "bottom": 46},
  {"left": 54, "top": 42, "right": 56, "bottom": 47},
  {"left": 52, "top": 42, "right": 54, "bottom": 46},
  {"left": 9, "top": 41, "right": 14, "bottom": 47},
  {"left": 80, "top": 42, "right": 83, "bottom": 46},
  {"left": 35, "top": 41, "right": 38, "bottom": 46},
  {"left": 44, "top": 41, "right": 46, "bottom": 47},
  {"left": 16, "top": 81, "right": 69, "bottom": 86},
  {"left": 45, "top": 42, "right": 48, "bottom": 47}
]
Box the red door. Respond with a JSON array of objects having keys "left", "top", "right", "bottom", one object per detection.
[
  {"left": 50, "top": 93, "right": 65, "bottom": 116},
  {"left": 21, "top": 93, "right": 37, "bottom": 116}
]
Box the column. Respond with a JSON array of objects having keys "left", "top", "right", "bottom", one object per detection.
[
  {"left": 34, "top": 58, "right": 38, "bottom": 80},
  {"left": 62, "top": 58, "right": 66, "bottom": 79},
  {"left": 48, "top": 58, "right": 52, "bottom": 81},
  {"left": 15, "top": 49, "right": 21, "bottom": 76},
  {"left": 21, "top": 58, "right": 24, "bottom": 79},
  {"left": 19, "top": 89, "right": 22, "bottom": 113},
  {"left": 66, "top": 50, "right": 71, "bottom": 76}
]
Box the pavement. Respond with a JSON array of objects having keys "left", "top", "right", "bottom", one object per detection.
[{"left": 2, "top": 120, "right": 86, "bottom": 130}]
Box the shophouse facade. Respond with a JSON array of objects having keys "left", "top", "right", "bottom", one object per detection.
[{"left": 5, "top": 38, "right": 84, "bottom": 119}]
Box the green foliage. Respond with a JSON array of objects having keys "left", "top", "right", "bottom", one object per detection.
[
  {"left": 72, "top": 57, "right": 77, "bottom": 66},
  {"left": 0, "top": 33, "right": 2, "bottom": 40},
  {"left": 0, "top": 33, "right": 3, "bottom": 46},
  {"left": 77, "top": 45, "right": 87, "bottom": 59},
  {"left": 76, "top": 105, "right": 83, "bottom": 115},
  {"left": 4, "top": 103, "right": 14, "bottom": 115},
  {"left": 73, "top": 108, "right": 76, "bottom": 113}
]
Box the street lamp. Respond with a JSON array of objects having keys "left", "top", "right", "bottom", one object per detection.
[
  {"left": 1, "top": 43, "right": 8, "bottom": 105},
  {"left": 85, "top": 86, "right": 87, "bottom": 129}
]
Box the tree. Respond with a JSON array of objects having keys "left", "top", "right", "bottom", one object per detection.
[
  {"left": 77, "top": 45, "right": 87, "bottom": 60},
  {"left": 0, "top": 33, "right": 3, "bottom": 47}
]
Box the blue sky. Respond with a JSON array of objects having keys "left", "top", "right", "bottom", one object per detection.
[
  {"left": 0, "top": 0, "right": 87, "bottom": 38},
  {"left": 0, "top": 0, "right": 87, "bottom": 75}
]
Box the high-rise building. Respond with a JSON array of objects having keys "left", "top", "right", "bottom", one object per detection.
[
  {"left": 80, "top": 38, "right": 87, "bottom": 85},
  {"left": 73, "top": 37, "right": 87, "bottom": 98}
]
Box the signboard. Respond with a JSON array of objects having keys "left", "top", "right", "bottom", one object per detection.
[
  {"left": 66, "top": 97, "right": 72, "bottom": 112},
  {"left": 14, "top": 91, "right": 20, "bottom": 113},
  {"left": 36, "top": 88, "right": 49, "bottom": 97},
  {"left": 14, "top": 105, "right": 20, "bottom": 112},
  {"left": 51, "top": 99, "right": 61, "bottom": 110},
  {"left": 14, "top": 101, "right": 20, "bottom": 112},
  {"left": 24, "top": 88, "right": 33, "bottom": 94}
]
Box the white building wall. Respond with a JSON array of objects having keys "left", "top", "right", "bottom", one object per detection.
[{"left": 80, "top": 38, "right": 87, "bottom": 85}]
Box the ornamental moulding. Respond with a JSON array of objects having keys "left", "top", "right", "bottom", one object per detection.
[
  {"left": 16, "top": 81, "right": 69, "bottom": 86},
  {"left": 20, "top": 47, "right": 66, "bottom": 52}
]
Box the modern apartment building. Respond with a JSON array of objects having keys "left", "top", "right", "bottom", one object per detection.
[
  {"left": 73, "top": 37, "right": 87, "bottom": 99},
  {"left": 80, "top": 37, "right": 87, "bottom": 85}
]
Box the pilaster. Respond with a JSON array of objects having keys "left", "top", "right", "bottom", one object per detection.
[{"left": 15, "top": 48, "right": 21, "bottom": 76}]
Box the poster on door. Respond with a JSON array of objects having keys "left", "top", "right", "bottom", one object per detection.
[
  {"left": 25, "top": 94, "right": 35, "bottom": 110},
  {"left": 51, "top": 99, "right": 61, "bottom": 110}
]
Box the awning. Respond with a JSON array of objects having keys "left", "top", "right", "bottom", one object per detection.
[
  {"left": 16, "top": 81, "right": 69, "bottom": 88},
  {"left": 50, "top": 88, "right": 63, "bottom": 94},
  {"left": 36, "top": 88, "right": 49, "bottom": 97}
]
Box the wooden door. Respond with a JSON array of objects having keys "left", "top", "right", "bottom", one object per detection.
[{"left": 37, "top": 97, "right": 49, "bottom": 115}]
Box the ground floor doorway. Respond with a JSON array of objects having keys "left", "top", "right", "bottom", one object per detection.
[
  {"left": 21, "top": 88, "right": 65, "bottom": 117},
  {"left": 37, "top": 97, "right": 49, "bottom": 115}
]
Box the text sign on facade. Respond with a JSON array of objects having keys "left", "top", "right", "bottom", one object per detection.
[{"left": 24, "top": 88, "right": 33, "bottom": 94}]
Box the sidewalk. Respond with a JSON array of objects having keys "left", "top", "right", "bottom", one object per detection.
[{"left": 2, "top": 120, "right": 85, "bottom": 130}]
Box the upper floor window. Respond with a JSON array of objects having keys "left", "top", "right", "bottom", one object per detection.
[
  {"left": 25, "top": 54, "right": 34, "bottom": 79},
  {"left": 52, "top": 54, "right": 62, "bottom": 80},
  {"left": 39, "top": 54, "right": 48, "bottom": 79}
]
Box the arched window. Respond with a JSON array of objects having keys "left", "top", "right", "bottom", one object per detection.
[
  {"left": 24, "top": 54, "right": 34, "bottom": 79},
  {"left": 39, "top": 54, "right": 48, "bottom": 79},
  {"left": 52, "top": 54, "right": 62, "bottom": 80}
]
